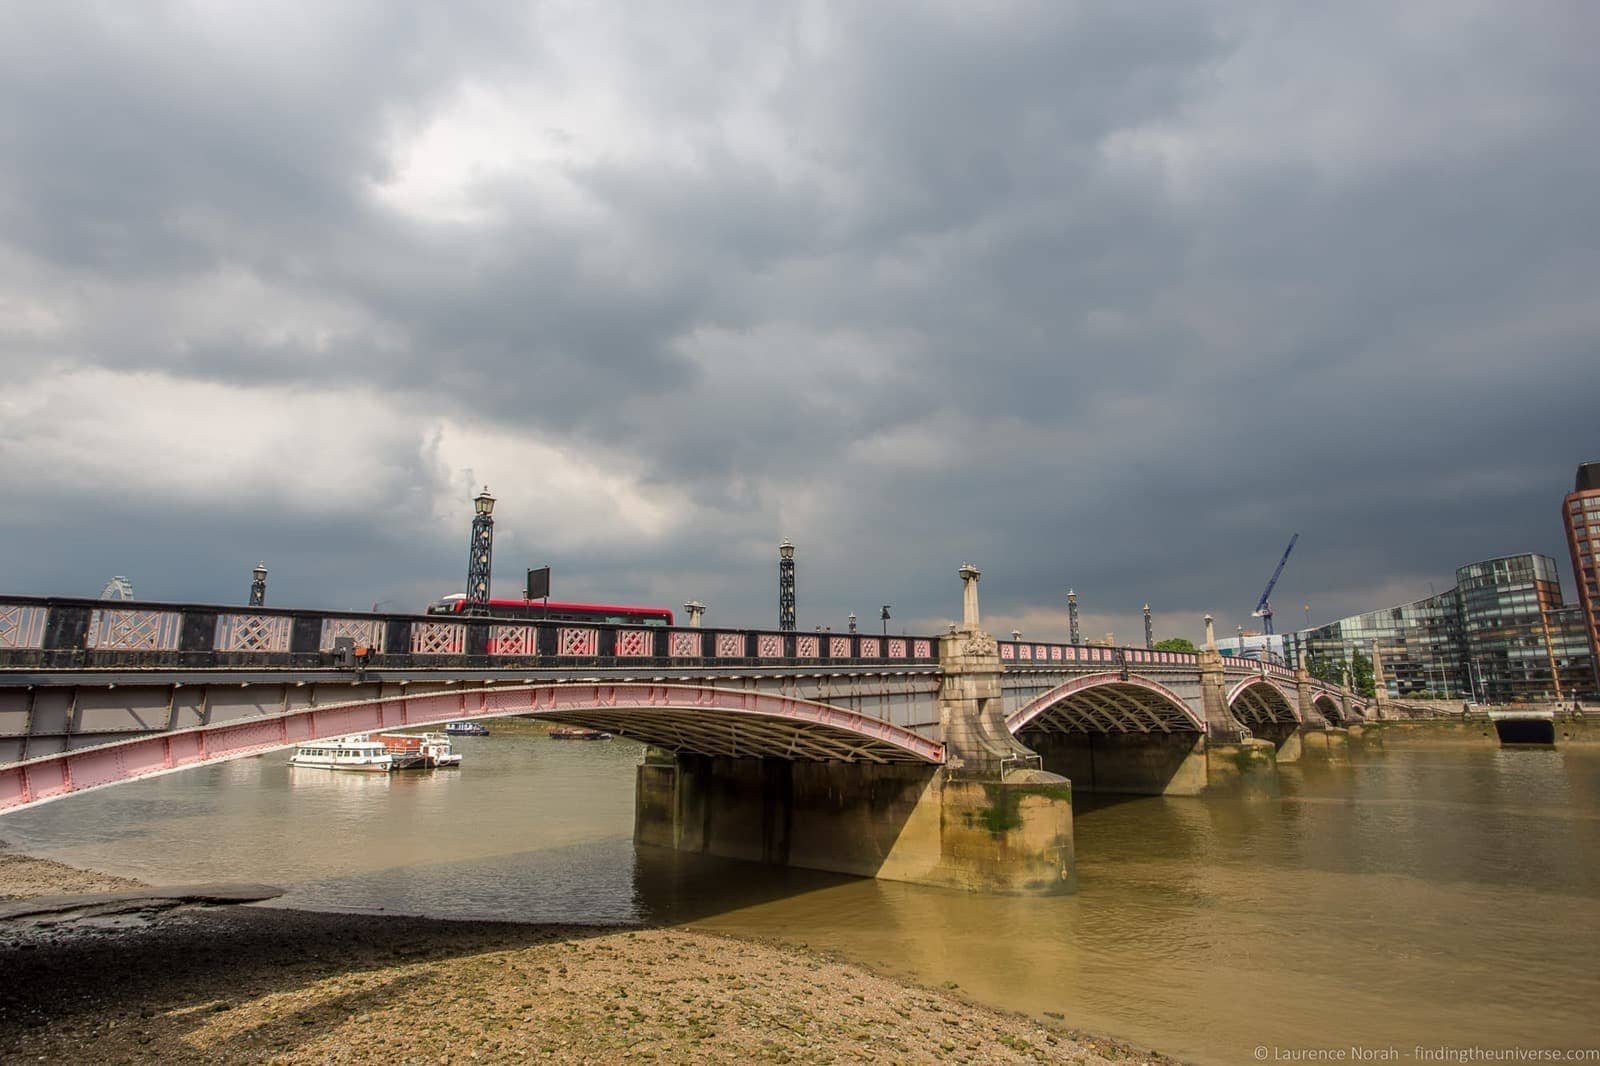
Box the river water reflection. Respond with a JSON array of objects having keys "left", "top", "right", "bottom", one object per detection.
[{"left": 4, "top": 724, "right": 1598, "bottom": 1063}]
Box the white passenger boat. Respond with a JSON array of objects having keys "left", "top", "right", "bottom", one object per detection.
[{"left": 288, "top": 736, "right": 396, "bottom": 772}]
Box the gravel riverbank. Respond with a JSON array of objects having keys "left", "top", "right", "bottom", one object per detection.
[{"left": 0, "top": 852, "right": 1172, "bottom": 1063}]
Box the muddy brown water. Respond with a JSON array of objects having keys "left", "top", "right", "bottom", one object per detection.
[{"left": 3, "top": 725, "right": 1597, "bottom": 1064}]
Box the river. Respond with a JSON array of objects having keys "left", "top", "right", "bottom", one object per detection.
[{"left": 4, "top": 720, "right": 1597, "bottom": 1064}]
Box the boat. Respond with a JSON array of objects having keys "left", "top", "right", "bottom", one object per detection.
[
  {"left": 289, "top": 736, "right": 396, "bottom": 772},
  {"left": 374, "top": 731, "right": 464, "bottom": 769},
  {"left": 548, "top": 725, "right": 613, "bottom": 741},
  {"left": 444, "top": 720, "right": 490, "bottom": 736}
]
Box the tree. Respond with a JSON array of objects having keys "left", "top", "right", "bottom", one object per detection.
[
  {"left": 1351, "top": 651, "right": 1376, "bottom": 698},
  {"left": 1307, "top": 651, "right": 1377, "bottom": 697},
  {"left": 1308, "top": 654, "right": 1345, "bottom": 686},
  {"left": 1153, "top": 637, "right": 1196, "bottom": 653}
]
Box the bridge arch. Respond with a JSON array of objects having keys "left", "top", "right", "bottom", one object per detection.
[
  {"left": 0, "top": 682, "right": 944, "bottom": 815},
  {"left": 1314, "top": 693, "right": 1344, "bottom": 725},
  {"left": 1227, "top": 678, "right": 1300, "bottom": 728},
  {"left": 1007, "top": 673, "right": 1204, "bottom": 736}
]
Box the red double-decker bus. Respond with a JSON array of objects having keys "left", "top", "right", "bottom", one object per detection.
[{"left": 426, "top": 594, "right": 674, "bottom": 626}]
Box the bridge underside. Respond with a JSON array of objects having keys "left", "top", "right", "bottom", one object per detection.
[
  {"left": 1009, "top": 676, "right": 1204, "bottom": 736},
  {"left": 1009, "top": 676, "right": 1208, "bottom": 796},
  {"left": 0, "top": 683, "right": 942, "bottom": 814},
  {"left": 1315, "top": 694, "right": 1345, "bottom": 724},
  {"left": 525, "top": 706, "right": 922, "bottom": 762},
  {"left": 1228, "top": 680, "right": 1299, "bottom": 729},
  {"left": 1225, "top": 679, "right": 1306, "bottom": 757}
]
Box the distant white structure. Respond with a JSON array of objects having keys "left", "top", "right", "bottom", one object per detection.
[
  {"left": 1216, "top": 633, "right": 1285, "bottom": 661},
  {"left": 99, "top": 576, "right": 135, "bottom": 600}
]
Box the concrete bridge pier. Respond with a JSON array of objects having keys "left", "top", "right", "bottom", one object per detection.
[
  {"left": 633, "top": 565, "right": 1075, "bottom": 895},
  {"left": 1250, "top": 718, "right": 1304, "bottom": 762},
  {"left": 1199, "top": 619, "right": 1278, "bottom": 796}
]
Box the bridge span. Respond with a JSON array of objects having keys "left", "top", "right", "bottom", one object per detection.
[{"left": 0, "top": 574, "right": 1367, "bottom": 894}]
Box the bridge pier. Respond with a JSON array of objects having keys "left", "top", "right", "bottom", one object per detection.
[
  {"left": 634, "top": 752, "right": 1074, "bottom": 894},
  {"left": 1250, "top": 719, "right": 1303, "bottom": 762},
  {"left": 1298, "top": 726, "right": 1350, "bottom": 761},
  {"left": 633, "top": 564, "right": 1076, "bottom": 895},
  {"left": 1199, "top": 631, "right": 1278, "bottom": 797}
]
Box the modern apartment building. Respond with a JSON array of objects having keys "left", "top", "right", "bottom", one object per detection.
[
  {"left": 1562, "top": 462, "right": 1600, "bottom": 694},
  {"left": 1284, "top": 552, "right": 1597, "bottom": 703},
  {"left": 1284, "top": 587, "right": 1465, "bottom": 699}
]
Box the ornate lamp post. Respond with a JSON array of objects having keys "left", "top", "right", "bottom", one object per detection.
[
  {"left": 880, "top": 604, "right": 892, "bottom": 636},
  {"left": 1067, "top": 588, "right": 1081, "bottom": 645},
  {"left": 465, "top": 486, "right": 496, "bottom": 614},
  {"left": 249, "top": 563, "right": 268, "bottom": 607},
  {"left": 778, "top": 539, "right": 796, "bottom": 631},
  {"left": 1143, "top": 604, "right": 1153, "bottom": 649},
  {"left": 847, "top": 612, "right": 857, "bottom": 634},
  {"left": 683, "top": 600, "right": 706, "bottom": 627}
]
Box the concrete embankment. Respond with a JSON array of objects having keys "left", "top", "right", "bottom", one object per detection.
[
  {"left": 1362, "top": 716, "right": 1600, "bottom": 746},
  {"left": 0, "top": 852, "right": 1169, "bottom": 1064}
]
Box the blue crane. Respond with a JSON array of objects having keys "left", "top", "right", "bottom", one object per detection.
[{"left": 1251, "top": 533, "right": 1299, "bottom": 635}]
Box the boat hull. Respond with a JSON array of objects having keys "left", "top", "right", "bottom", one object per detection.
[{"left": 289, "top": 760, "right": 395, "bottom": 772}]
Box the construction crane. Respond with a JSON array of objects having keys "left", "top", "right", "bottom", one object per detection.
[{"left": 1251, "top": 534, "right": 1299, "bottom": 635}]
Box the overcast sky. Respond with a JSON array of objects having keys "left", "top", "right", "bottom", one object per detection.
[{"left": 2, "top": 1, "right": 1595, "bottom": 643}]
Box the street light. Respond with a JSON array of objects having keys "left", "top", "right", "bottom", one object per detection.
[
  {"left": 465, "top": 486, "right": 496, "bottom": 614},
  {"left": 880, "top": 605, "right": 891, "bottom": 636},
  {"left": 847, "top": 612, "right": 857, "bottom": 634},
  {"left": 1011, "top": 629, "right": 1022, "bottom": 642},
  {"left": 778, "top": 539, "right": 796, "bottom": 631},
  {"left": 249, "top": 562, "right": 268, "bottom": 607}
]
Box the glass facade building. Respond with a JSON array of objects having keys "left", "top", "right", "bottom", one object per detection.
[
  {"left": 1548, "top": 607, "right": 1597, "bottom": 703},
  {"left": 1284, "top": 589, "right": 1464, "bottom": 698},
  {"left": 1454, "top": 554, "right": 1569, "bottom": 703},
  {"left": 1285, "top": 552, "right": 1598, "bottom": 703},
  {"left": 1562, "top": 462, "right": 1600, "bottom": 695}
]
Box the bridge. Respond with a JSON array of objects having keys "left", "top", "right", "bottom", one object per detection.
[{"left": 0, "top": 568, "right": 1365, "bottom": 895}]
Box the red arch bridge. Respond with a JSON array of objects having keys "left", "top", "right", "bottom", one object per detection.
[
  {"left": 0, "top": 590, "right": 1368, "bottom": 896},
  {"left": 0, "top": 593, "right": 1365, "bottom": 813}
]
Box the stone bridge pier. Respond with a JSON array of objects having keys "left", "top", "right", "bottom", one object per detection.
[
  {"left": 635, "top": 564, "right": 1076, "bottom": 895},
  {"left": 1197, "top": 622, "right": 1280, "bottom": 796}
]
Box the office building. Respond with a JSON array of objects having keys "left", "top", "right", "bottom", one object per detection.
[
  {"left": 1562, "top": 462, "right": 1600, "bottom": 694},
  {"left": 1285, "top": 552, "right": 1597, "bottom": 703},
  {"left": 1285, "top": 587, "right": 1464, "bottom": 698}
]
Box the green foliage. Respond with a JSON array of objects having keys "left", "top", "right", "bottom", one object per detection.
[
  {"left": 1351, "top": 651, "right": 1376, "bottom": 698},
  {"left": 1153, "top": 637, "right": 1196, "bottom": 653},
  {"left": 1306, "top": 650, "right": 1377, "bottom": 698}
]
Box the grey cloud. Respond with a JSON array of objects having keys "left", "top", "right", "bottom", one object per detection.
[{"left": 1, "top": 1, "right": 1595, "bottom": 643}]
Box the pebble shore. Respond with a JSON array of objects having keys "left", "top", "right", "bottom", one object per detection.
[{"left": 0, "top": 852, "right": 1173, "bottom": 1064}]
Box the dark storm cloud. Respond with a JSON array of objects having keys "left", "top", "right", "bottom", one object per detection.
[{"left": 1, "top": 1, "right": 1595, "bottom": 641}]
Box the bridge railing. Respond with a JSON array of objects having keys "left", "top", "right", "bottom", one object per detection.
[
  {"left": 996, "top": 640, "right": 1201, "bottom": 667},
  {"left": 0, "top": 596, "right": 941, "bottom": 673}
]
